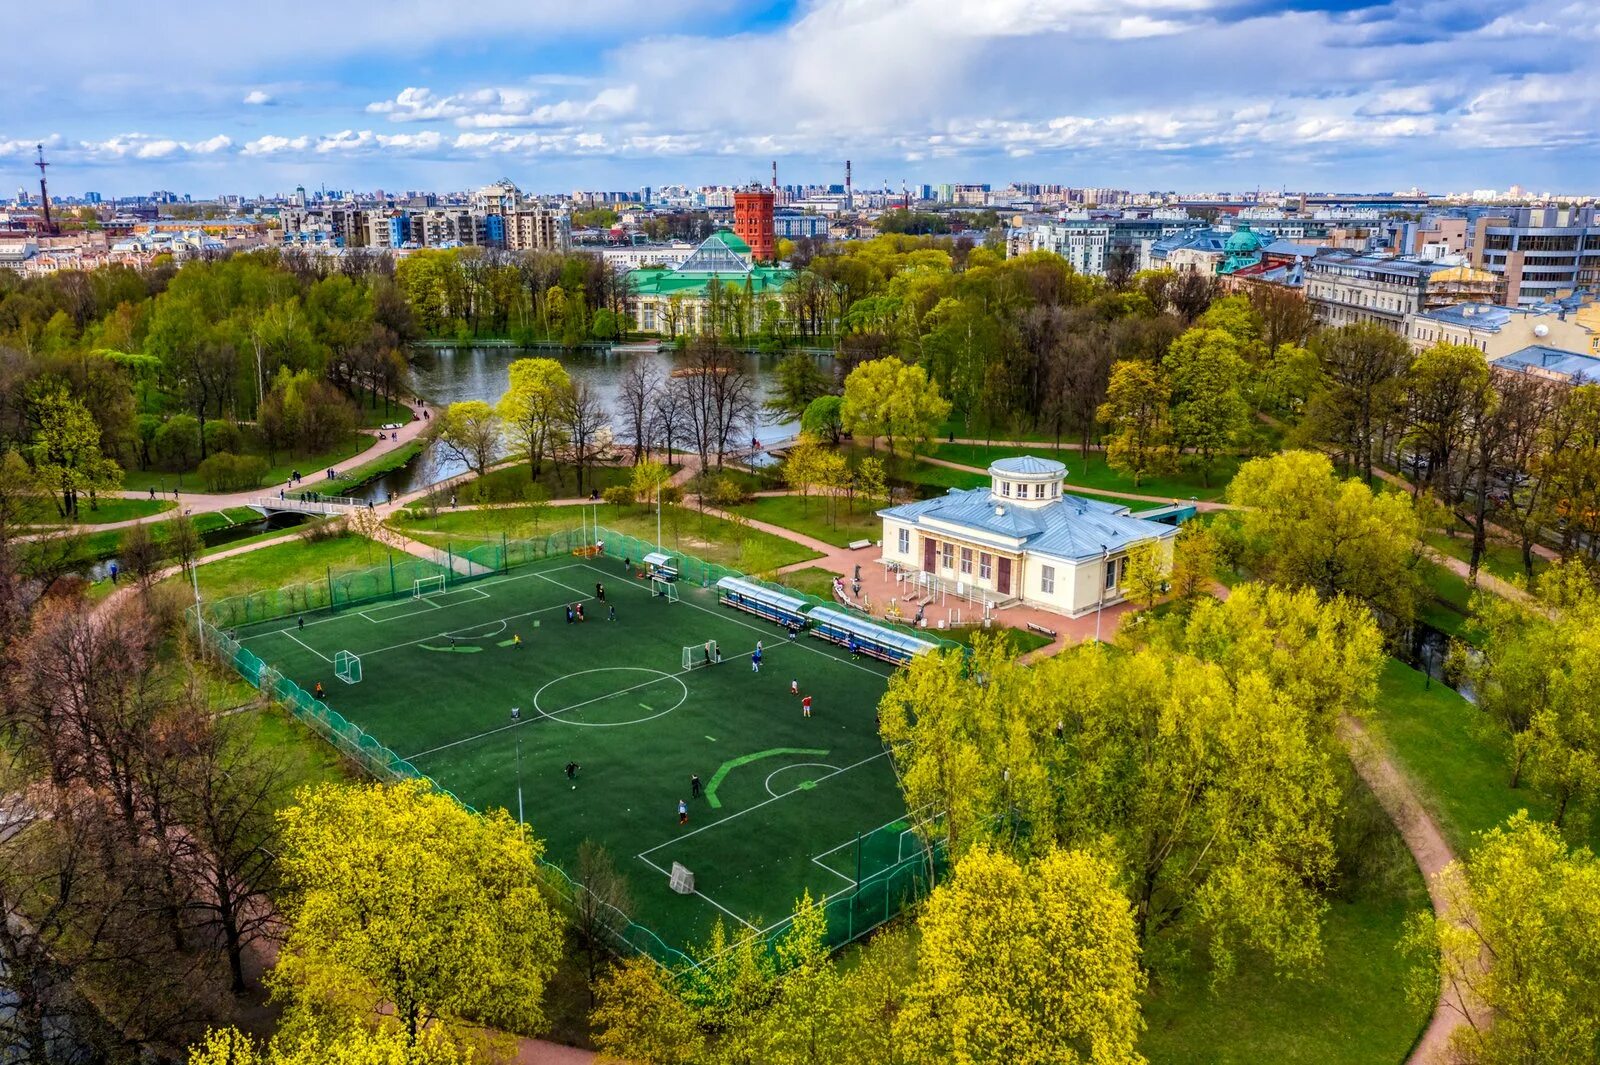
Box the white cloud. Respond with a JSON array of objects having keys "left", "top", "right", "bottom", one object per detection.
[{"left": 242, "top": 89, "right": 274, "bottom": 105}]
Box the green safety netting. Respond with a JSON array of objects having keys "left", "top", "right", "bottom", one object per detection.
[{"left": 192, "top": 524, "right": 954, "bottom": 973}]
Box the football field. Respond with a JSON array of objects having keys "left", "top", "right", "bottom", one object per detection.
[{"left": 233, "top": 554, "right": 910, "bottom": 954}]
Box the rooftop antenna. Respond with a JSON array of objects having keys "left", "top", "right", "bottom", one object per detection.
[{"left": 34, "top": 144, "right": 54, "bottom": 234}]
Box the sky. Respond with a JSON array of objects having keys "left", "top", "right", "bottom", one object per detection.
[{"left": 4, "top": 0, "right": 1597, "bottom": 198}]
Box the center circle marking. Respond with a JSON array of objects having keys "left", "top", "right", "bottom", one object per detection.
[{"left": 532, "top": 667, "right": 688, "bottom": 727}]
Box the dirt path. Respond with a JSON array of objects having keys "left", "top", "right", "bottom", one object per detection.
[{"left": 1340, "top": 717, "right": 1473, "bottom": 1064}]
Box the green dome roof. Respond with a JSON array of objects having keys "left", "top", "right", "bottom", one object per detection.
[{"left": 1224, "top": 226, "right": 1263, "bottom": 254}]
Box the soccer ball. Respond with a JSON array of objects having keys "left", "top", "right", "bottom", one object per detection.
[{"left": 571, "top": 785, "right": 576, "bottom": 790}]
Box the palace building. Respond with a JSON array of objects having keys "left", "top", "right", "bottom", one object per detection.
[{"left": 876, "top": 456, "right": 1179, "bottom": 618}]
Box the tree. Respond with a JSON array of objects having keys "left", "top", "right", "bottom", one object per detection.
[
  {"left": 1403, "top": 813, "right": 1600, "bottom": 1065},
  {"left": 766, "top": 353, "right": 832, "bottom": 419},
  {"left": 118, "top": 520, "right": 167, "bottom": 590},
  {"left": 1222, "top": 450, "right": 1423, "bottom": 630},
  {"left": 30, "top": 385, "right": 123, "bottom": 517},
  {"left": 572, "top": 841, "right": 633, "bottom": 1005},
  {"left": 899, "top": 846, "right": 1146, "bottom": 1065},
  {"left": 166, "top": 511, "right": 201, "bottom": 576},
  {"left": 429, "top": 401, "right": 502, "bottom": 478},
  {"left": 1121, "top": 538, "right": 1168, "bottom": 609},
  {"left": 630, "top": 459, "right": 670, "bottom": 513},
  {"left": 1164, "top": 327, "right": 1247, "bottom": 486},
  {"left": 840, "top": 358, "right": 951, "bottom": 457},
  {"left": 1402, "top": 343, "right": 1492, "bottom": 501},
  {"left": 188, "top": 1024, "right": 472, "bottom": 1065},
  {"left": 496, "top": 358, "right": 570, "bottom": 477},
  {"left": 591, "top": 958, "right": 705, "bottom": 1065},
  {"left": 1458, "top": 562, "right": 1600, "bottom": 820},
  {"left": 561, "top": 380, "right": 610, "bottom": 496},
  {"left": 1099, "top": 360, "right": 1175, "bottom": 487},
  {"left": 1303, "top": 324, "right": 1411, "bottom": 483},
  {"left": 617, "top": 358, "right": 663, "bottom": 462},
  {"left": 270, "top": 780, "right": 563, "bottom": 1045},
  {"left": 799, "top": 395, "right": 844, "bottom": 446},
  {"left": 1167, "top": 521, "right": 1218, "bottom": 611}
]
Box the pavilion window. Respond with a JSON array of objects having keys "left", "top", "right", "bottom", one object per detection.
[
  {"left": 979, "top": 553, "right": 992, "bottom": 580},
  {"left": 960, "top": 548, "right": 972, "bottom": 575},
  {"left": 1001, "top": 481, "right": 1011, "bottom": 497},
  {"left": 897, "top": 527, "right": 910, "bottom": 554},
  {"left": 942, "top": 543, "right": 955, "bottom": 569},
  {"left": 1040, "top": 566, "right": 1055, "bottom": 594}
]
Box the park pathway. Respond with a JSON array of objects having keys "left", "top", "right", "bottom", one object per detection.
[{"left": 1340, "top": 717, "right": 1474, "bottom": 1065}]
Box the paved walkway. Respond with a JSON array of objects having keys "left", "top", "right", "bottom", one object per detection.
[{"left": 1340, "top": 717, "right": 1474, "bottom": 1065}]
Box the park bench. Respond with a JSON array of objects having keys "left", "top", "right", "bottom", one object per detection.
[
  {"left": 1026, "top": 621, "right": 1058, "bottom": 638},
  {"left": 847, "top": 539, "right": 873, "bottom": 550}
]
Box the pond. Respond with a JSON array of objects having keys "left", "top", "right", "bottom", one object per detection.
[{"left": 345, "top": 344, "right": 814, "bottom": 501}]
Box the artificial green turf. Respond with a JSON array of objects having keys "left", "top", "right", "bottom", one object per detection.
[
  {"left": 929, "top": 443, "right": 1240, "bottom": 501},
  {"left": 232, "top": 558, "right": 903, "bottom": 952},
  {"left": 1370, "top": 659, "right": 1598, "bottom": 855},
  {"left": 1140, "top": 780, "right": 1430, "bottom": 1064}
]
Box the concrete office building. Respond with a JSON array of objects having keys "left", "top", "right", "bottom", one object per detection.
[
  {"left": 1469, "top": 206, "right": 1600, "bottom": 307},
  {"left": 1305, "top": 252, "right": 1499, "bottom": 333}
]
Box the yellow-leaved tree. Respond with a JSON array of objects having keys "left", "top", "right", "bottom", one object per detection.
[
  {"left": 898, "top": 845, "right": 1146, "bottom": 1065},
  {"left": 189, "top": 1024, "right": 471, "bottom": 1065},
  {"left": 269, "top": 779, "right": 562, "bottom": 1047}
]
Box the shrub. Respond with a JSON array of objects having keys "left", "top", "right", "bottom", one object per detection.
[
  {"left": 197, "top": 452, "right": 270, "bottom": 492},
  {"left": 707, "top": 476, "right": 747, "bottom": 508},
  {"left": 203, "top": 419, "right": 244, "bottom": 456},
  {"left": 602, "top": 484, "right": 635, "bottom": 508},
  {"left": 154, "top": 414, "right": 201, "bottom": 470},
  {"left": 298, "top": 518, "right": 347, "bottom": 544}
]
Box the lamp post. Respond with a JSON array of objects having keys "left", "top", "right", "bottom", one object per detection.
[
  {"left": 516, "top": 737, "right": 525, "bottom": 830},
  {"left": 1094, "top": 544, "right": 1108, "bottom": 642}
]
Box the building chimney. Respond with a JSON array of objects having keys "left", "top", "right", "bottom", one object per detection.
[
  {"left": 845, "top": 160, "right": 853, "bottom": 212},
  {"left": 771, "top": 160, "right": 778, "bottom": 191}
]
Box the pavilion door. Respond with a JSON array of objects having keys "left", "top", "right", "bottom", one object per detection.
[
  {"left": 997, "top": 557, "right": 1012, "bottom": 596},
  {"left": 922, "top": 538, "right": 937, "bottom": 573}
]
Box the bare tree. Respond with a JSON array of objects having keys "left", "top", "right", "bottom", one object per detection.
[
  {"left": 618, "top": 359, "right": 663, "bottom": 464},
  {"left": 561, "top": 380, "right": 610, "bottom": 496},
  {"left": 651, "top": 376, "right": 687, "bottom": 467},
  {"left": 571, "top": 840, "right": 633, "bottom": 1005}
]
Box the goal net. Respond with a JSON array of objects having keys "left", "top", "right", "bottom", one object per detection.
[
  {"left": 652, "top": 578, "right": 680, "bottom": 602},
  {"left": 413, "top": 575, "right": 447, "bottom": 599},
  {"left": 334, "top": 650, "right": 363, "bottom": 685},
  {"left": 669, "top": 862, "right": 695, "bottom": 895},
  {"left": 682, "top": 641, "right": 719, "bottom": 671}
]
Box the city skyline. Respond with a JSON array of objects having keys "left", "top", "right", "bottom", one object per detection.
[{"left": 6, "top": 0, "right": 1599, "bottom": 196}]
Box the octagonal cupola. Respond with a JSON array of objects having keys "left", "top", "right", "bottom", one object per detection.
[{"left": 988, "top": 455, "right": 1066, "bottom": 509}]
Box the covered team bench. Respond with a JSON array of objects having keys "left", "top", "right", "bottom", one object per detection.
[
  {"left": 806, "top": 606, "right": 940, "bottom": 666},
  {"left": 643, "top": 551, "right": 679, "bottom": 581},
  {"left": 715, "top": 576, "right": 808, "bottom": 628}
]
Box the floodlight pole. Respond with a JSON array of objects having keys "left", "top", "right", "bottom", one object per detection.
[
  {"left": 656, "top": 479, "right": 662, "bottom": 552},
  {"left": 190, "top": 556, "right": 205, "bottom": 662},
  {"left": 516, "top": 737, "right": 525, "bottom": 829}
]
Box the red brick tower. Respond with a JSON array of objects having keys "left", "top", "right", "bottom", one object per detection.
[{"left": 733, "top": 187, "right": 776, "bottom": 263}]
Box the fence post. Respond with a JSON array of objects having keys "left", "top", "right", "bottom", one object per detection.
[
  {"left": 326, "top": 565, "right": 334, "bottom": 610},
  {"left": 502, "top": 531, "right": 508, "bottom": 573},
  {"left": 389, "top": 553, "right": 396, "bottom": 597},
  {"left": 447, "top": 543, "right": 454, "bottom": 586}
]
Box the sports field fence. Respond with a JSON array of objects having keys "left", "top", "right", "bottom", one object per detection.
[{"left": 191, "top": 524, "right": 954, "bottom": 972}]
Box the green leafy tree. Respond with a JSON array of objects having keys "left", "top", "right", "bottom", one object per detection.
[
  {"left": 271, "top": 780, "right": 562, "bottom": 1045},
  {"left": 766, "top": 353, "right": 833, "bottom": 419},
  {"left": 840, "top": 358, "right": 951, "bottom": 457},
  {"left": 1302, "top": 324, "right": 1411, "bottom": 483},
  {"left": 1221, "top": 450, "right": 1423, "bottom": 630},
  {"left": 1098, "top": 360, "right": 1175, "bottom": 487},
  {"left": 1122, "top": 538, "right": 1169, "bottom": 609},
  {"left": 30, "top": 385, "right": 123, "bottom": 517},
  {"left": 1402, "top": 343, "right": 1492, "bottom": 501},
  {"left": 496, "top": 358, "right": 572, "bottom": 478},
  {"left": 1164, "top": 327, "right": 1247, "bottom": 486},
  {"left": 898, "top": 846, "right": 1146, "bottom": 1065},
  {"left": 1403, "top": 812, "right": 1600, "bottom": 1065},
  {"left": 799, "top": 395, "right": 844, "bottom": 446},
  {"left": 429, "top": 400, "right": 503, "bottom": 477}
]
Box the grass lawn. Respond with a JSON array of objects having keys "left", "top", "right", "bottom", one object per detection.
[
  {"left": 942, "top": 624, "right": 1054, "bottom": 656},
  {"left": 733, "top": 494, "right": 884, "bottom": 549},
  {"left": 1140, "top": 779, "right": 1430, "bottom": 1064},
  {"left": 928, "top": 443, "right": 1240, "bottom": 501},
  {"left": 1416, "top": 559, "right": 1479, "bottom": 645},
  {"left": 23, "top": 496, "right": 176, "bottom": 527},
  {"left": 778, "top": 566, "right": 846, "bottom": 599},
  {"left": 428, "top": 460, "right": 644, "bottom": 505},
  {"left": 1369, "top": 659, "right": 1599, "bottom": 855},
  {"left": 121, "top": 432, "right": 376, "bottom": 494},
  {"left": 168, "top": 533, "right": 394, "bottom": 602},
  {"left": 1423, "top": 530, "right": 1543, "bottom": 588},
  {"left": 356, "top": 400, "right": 415, "bottom": 428},
  {"left": 392, "top": 502, "right": 823, "bottom": 575}
]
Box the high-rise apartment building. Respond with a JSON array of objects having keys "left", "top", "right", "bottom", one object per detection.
[{"left": 1469, "top": 206, "right": 1600, "bottom": 307}]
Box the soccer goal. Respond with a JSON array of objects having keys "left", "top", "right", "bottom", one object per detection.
[
  {"left": 652, "top": 578, "right": 680, "bottom": 602},
  {"left": 682, "top": 641, "right": 719, "bottom": 671},
  {"left": 334, "top": 650, "right": 363, "bottom": 685},
  {"left": 413, "top": 574, "right": 447, "bottom": 599}
]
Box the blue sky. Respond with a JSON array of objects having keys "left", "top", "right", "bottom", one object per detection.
[{"left": 4, "top": 0, "right": 1596, "bottom": 198}]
